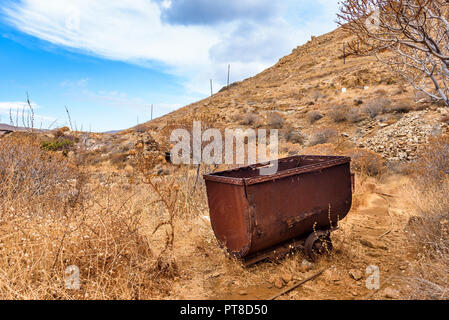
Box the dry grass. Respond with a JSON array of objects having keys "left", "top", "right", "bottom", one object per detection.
[
  {"left": 308, "top": 110, "right": 324, "bottom": 124},
  {"left": 285, "top": 130, "right": 305, "bottom": 145},
  {"left": 241, "top": 112, "right": 263, "bottom": 127},
  {"left": 388, "top": 102, "right": 412, "bottom": 114},
  {"left": 328, "top": 105, "right": 349, "bottom": 123},
  {"left": 411, "top": 134, "right": 449, "bottom": 185},
  {"left": 267, "top": 112, "right": 285, "bottom": 129},
  {"left": 405, "top": 134, "right": 449, "bottom": 299},
  {"left": 347, "top": 107, "right": 365, "bottom": 123},
  {"left": 2, "top": 130, "right": 447, "bottom": 300},
  {"left": 362, "top": 98, "right": 391, "bottom": 118},
  {"left": 349, "top": 148, "right": 386, "bottom": 177},
  {"left": 308, "top": 128, "right": 338, "bottom": 146},
  {"left": 407, "top": 179, "right": 449, "bottom": 299},
  {"left": 0, "top": 135, "right": 183, "bottom": 299}
]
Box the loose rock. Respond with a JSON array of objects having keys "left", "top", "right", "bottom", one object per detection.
[
  {"left": 357, "top": 111, "right": 444, "bottom": 161},
  {"left": 281, "top": 273, "right": 293, "bottom": 283},
  {"left": 301, "top": 259, "right": 313, "bottom": 270},
  {"left": 349, "top": 269, "right": 363, "bottom": 281},
  {"left": 274, "top": 279, "right": 284, "bottom": 289},
  {"left": 383, "top": 287, "right": 400, "bottom": 299}
]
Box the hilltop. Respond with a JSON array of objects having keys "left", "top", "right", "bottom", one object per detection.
[{"left": 108, "top": 26, "right": 447, "bottom": 167}]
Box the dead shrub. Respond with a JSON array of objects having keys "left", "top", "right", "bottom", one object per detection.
[
  {"left": 134, "top": 124, "right": 148, "bottom": 133},
  {"left": 348, "top": 148, "right": 385, "bottom": 176},
  {"left": 242, "top": 112, "right": 261, "bottom": 126},
  {"left": 311, "top": 90, "right": 327, "bottom": 101},
  {"left": 0, "top": 135, "right": 181, "bottom": 299},
  {"left": 135, "top": 151, "right": 180, "bottom": 269},
  {"left": 286, "top": 130, "right": 305, "bottom": 144},
  {"left": 386, "top": 160, "right": 412, "bottom": 175},
  {"left": 52, "top": 126, "right": 70, "bottom": 138},
  {"left": 308, "top": 128, "right": 338, "bottom": 146},
  {"left": 347, "top": 107, "right": 365, "bottom": 123},
  {"left": 403, "top": 134, "right": 449, "bottom": 299},
  {"left": 267, "top": 112, "right": 284, "bottom": 129},
  {"left": 388, "top": 101, "right": 412, "bottom": 114},
  {"left": 362, "top": 98, "right": 391, "bottom": 118},
  {"left": 308, "top": 110, "right": 324, "bottom": 124},
  {"left": 109, "top": 152, "right": 129, "bottom": 169},
  {"left": 412, "top": 134, "right": 449, "bottom": 185},
  {"left": 328, "top": 105, "right": 349, "bottom": 123},
  {"left": 0, "top": 135, "right": 75, "bottom": 199},
  {"left": 407, "top": 176, "right": 449, "bottom": 298}
]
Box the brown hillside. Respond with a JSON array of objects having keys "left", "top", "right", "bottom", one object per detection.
[{"left": 114, "top": 26, "right": 447, "bottom": 164}]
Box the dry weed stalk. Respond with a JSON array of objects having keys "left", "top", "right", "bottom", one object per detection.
[
  {"left": 338, "top": 0, "right": 449, "bottom": 106},
  {"left": 135, "top": 149, "right": 180, "bottom": 278},
  {"left": 405, "top": 133, "right": 449, "bottom": 299},
  {"left": 0, "top": 135, "right": 181, "bottom": 299}
]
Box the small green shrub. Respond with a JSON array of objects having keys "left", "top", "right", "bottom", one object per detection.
[{"left": 41, "top": 139, "right": 73, "bottom": 152}]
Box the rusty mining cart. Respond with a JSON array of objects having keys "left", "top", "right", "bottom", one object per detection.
[{"left": 203, "top": 155, "right": 354, "bottom": 265}]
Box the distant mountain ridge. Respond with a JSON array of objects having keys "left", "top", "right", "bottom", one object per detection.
[
  {"left": 0, "top": 123, "right": 26, "bottom": 132},
  {"left": 0, "top": 123, "right": 46, "bottom": 133}
]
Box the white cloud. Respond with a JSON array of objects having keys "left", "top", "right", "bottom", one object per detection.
[
  {"left": 2, "top": 0, "right": 339, "bottom": 95},
  {"left": 160, "top": 0, "right": 172, "bottom": 10},
  {"left": 60, "top": 78, "right": 89, "bottom": 88},
  {"left": 3, "top": 1, "right": 217, "bottom": 69},
  {"left": 81, "top": 89, "right": 147, "bottom": 109},
  {"left": 0, "top": 101, "right": 39, "bottom": 111},
  {"left": 0, "top": 101, "right": 57, "bottom": 128}
]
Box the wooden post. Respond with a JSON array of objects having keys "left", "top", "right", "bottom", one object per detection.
[
  {"left": 227, "top": 64, "right": 230, "bottom": 86},
  {"left": 210, "top": 79, "right": 213, "bottom": 97}
]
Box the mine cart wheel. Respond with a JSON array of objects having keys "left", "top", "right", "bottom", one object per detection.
[{"left": 305, "top": 230, "right": 333, "bottom": 262}]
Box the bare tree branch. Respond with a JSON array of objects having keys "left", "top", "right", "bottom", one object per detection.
[{"left": 338, "top": 0, "right": 449, "bottom": 106}]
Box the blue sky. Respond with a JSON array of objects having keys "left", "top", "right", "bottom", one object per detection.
[{"left": 0, "top": 0, "right": 339, "bottom": 132}]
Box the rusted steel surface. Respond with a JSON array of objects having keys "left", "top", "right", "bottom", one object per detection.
[{"left": 203, "top": 155, "right": 353, "bottom": 261}]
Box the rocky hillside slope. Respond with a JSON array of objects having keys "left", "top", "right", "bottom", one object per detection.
[
  {"left": 110, "top": 27, "right": 447, "bottom": 164},
  {"left": 6, "top": 27, "right": 447, "bottom": 168}
]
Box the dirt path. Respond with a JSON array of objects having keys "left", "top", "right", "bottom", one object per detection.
[
  {"left": 212, "top": 175, "right": 414, "bottom": 300},
  {"left": 169, "top": 174, "right": 415, "bottom": 300}
]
